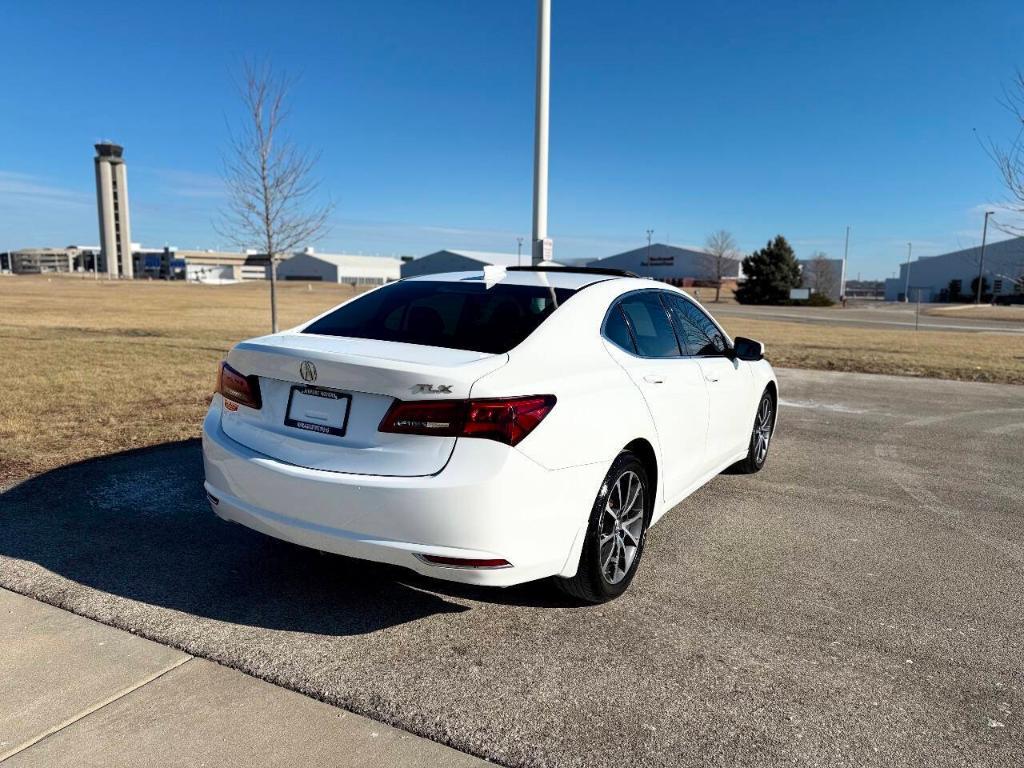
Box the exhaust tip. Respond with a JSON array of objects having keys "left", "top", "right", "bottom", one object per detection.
[{"left": 417, "top": 554, "right": 511, "bottom": 569}]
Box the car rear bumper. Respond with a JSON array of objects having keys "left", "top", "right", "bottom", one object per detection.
[{"left": 201, "top": 399, "right": 605, "bottom": 586}]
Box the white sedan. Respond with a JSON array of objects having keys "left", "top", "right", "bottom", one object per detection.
[{"left": 202, "top": 266, "right": 777, "bottom": 602}]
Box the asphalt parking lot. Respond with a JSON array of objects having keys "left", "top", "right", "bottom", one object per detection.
[{"left": 1, "top": 367, "right": 1022, "bottom": 767}]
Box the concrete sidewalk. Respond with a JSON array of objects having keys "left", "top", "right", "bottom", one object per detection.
[{"left": 0, "top": 588, "right": 487, "bottom": 767}]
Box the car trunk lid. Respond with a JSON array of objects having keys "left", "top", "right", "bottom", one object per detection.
[{"left": 220, "top": 332, "right": 508, "bottom": 476}]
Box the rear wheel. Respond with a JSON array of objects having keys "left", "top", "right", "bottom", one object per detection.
[
  {"left": 556, "top": 451, "right": 650, "bottom": 604},
  {"left": 730, "top": 389, "right": 775, "bottom": 474}
]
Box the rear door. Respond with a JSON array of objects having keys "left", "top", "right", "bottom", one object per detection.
[
  {"left": 664, "top": 294, "right": 753, "bottom": 465},
  {"left": 604, "top": 291, "right": 711, "bottom": 501}
]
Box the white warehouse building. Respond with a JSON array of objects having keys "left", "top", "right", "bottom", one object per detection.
[
  {"left": 276, "top": 249, "right": 402, "bottom": 286},
  {"left": 883, "top": 236, "right": 1024, "bottom": 302}
]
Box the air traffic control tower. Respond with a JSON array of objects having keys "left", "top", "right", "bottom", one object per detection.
[{"left": 94, "top": 142, "right": 133, "bottom": 278}]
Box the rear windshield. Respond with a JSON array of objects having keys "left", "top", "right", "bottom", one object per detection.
[{"left": 303, "top": 280, "right": 578, "bottom": 354}]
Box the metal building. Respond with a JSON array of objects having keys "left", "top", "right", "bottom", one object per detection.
[
  {"left": 586, "top": 243, "right": 741, "bottom": 286},
  {"left": 276, "top": 249, "right": 402, "bottom": 285},
  {"left": 883, "top": 237, "right": 1024, "bottom": 302},
  {"left": 400, "top": 250, "right": 523, "bottom": 278}
]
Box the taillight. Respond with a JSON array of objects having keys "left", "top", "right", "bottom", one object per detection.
[
  {"left": 379, "top": 395, "right": 556, "bottom": 447},
  {"left": 462, "top": 396, "right": 557, "bottom": 446},
  {"left": 216, "top": 361, "right": 262, "bottom": 410}
]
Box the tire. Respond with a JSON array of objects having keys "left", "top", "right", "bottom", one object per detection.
[
  {"left": 730, "top": 388, "right": 776, "bottom": 474},
  {"left": 555, "top": 451, "right": 651, "bottom": 604}
]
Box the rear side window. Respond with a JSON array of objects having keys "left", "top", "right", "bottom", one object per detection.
[
  {"left": 665, "top": 294, "right": 728, "bottom": 356},
  {"left": 618, "top": 293, "right": 681, "bottom": 358},
  {"left": 603, "top": 304, "right": 636, "bottom": 353},
  {"left": 303, "top": 280, "right": 577, "bottom": 354}
]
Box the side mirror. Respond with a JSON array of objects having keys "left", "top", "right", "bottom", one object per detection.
[{"left": 732, "top": 336, "right": 764, "bottom": 362}]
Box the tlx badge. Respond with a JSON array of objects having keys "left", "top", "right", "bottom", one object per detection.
[{"left": 411, "top": 384, "right": 453, "bottom": 394}]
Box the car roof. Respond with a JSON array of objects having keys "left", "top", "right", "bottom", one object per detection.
[{"left": 402, "top": 269, "right": 625, "bottom": 291}]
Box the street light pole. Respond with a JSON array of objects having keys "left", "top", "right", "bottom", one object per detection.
[
  {"left": 646, "top": 229, "right": 654, "bottom": 264},
  {"left": 841, "top": 225, "right": 850, "bottom": 305},
  {"left": 975, "top": 211, "right": 994, "bottom": 305},
  {"left": 517, "top": 237, "right": 523, "bottom": 267},
  {"left": 531, "top": 0, "right": 551, "bottom": 265},
  {"left": 903, "top": 242, "right": 912, "bottom": 302}
]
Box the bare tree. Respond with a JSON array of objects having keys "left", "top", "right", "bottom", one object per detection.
[
  {"left": 702, "top": 230, "right": 739, "bottom": 302},
  {"left": 988, "top": 70, "right": 1024, "bottom": 235},
  {"left": 218, "top": 61, "right": 333, "bottom": 332},
  {"left": 803, "top": 251, "right": 840, "bottom": 298}
]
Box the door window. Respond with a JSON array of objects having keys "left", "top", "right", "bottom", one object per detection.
[
  {"left": 618, "top": 293, "right": 681, "bottom": 357},
  {"left": 664, "top": 294, "right": 728, "bottom": 357}
]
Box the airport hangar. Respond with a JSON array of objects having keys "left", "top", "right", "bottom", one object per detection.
[{"left": 275, "top": 249, "right": 403, "bottom": 286}]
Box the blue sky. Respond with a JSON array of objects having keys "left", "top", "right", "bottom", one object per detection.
[{"left": 2, "top": 0, "right": 1022, "bottom": 278}]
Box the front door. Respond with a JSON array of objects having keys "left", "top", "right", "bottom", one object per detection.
[
  {"left": 695, "top": 356, "right": 753, "bottom": 464},
  {"left": 610, "top": 292, "right": 711, "bottom": 502},
  {"left": 664, "top": 294, "right": 754, "bottom": 466}
]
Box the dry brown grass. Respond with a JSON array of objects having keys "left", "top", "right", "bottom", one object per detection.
[
  {"left": 0, "top": 275, "right": 359, "bottom": 487},
  {"left": 688, "top": 282, "right": 738, "bottom": 304},
  {"left": 716, "top": 316, "right": 1024, "bottom": 385},
  {"left": 923, "top": 304, "right": 1024, "bottom": 323},
  {"left": 1, "top": 275, "right": 1021, "bottom": 487}
]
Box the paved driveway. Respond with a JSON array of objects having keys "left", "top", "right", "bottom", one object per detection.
[
  {"left": 709, "top": 302, "right": 1024, "bottom": 333},
  {"left": 1, "top": 368, "right": 1021, "bottom": 767}
]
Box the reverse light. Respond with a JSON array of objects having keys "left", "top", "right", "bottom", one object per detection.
[
  {"left": 379, "top": 395, "right": 556, "bottom": 446},
  {"left": 216, "top": 361, "right": 263, "bottom": 410},
  {"left": 378, "top": 399, "right": 464, "bottom": 436},
  {"left": 418, "top": 554, "right": 512, "bottom": 569}
]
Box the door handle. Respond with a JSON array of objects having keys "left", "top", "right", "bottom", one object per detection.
[
  {"left": 704, "top": 375, "right": 719, "bottom": 383},
  {"left": 643, "top": 374, "right": 665, "bottom": 384}
]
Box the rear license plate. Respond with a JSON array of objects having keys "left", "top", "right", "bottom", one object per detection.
[{"left": 285, "top": 386, "right": 351, "bottom": 437}]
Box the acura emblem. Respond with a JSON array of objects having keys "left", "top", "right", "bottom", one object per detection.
[{"left": 299, "top": 361, "right": 317, "bottom": 383}]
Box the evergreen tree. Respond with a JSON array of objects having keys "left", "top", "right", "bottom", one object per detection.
[
  {"left": 970, "top": 275, "right": 990, "bottom": 302},
  {"left": 735, "top": 235, "right": 802, "bottom": 304}
]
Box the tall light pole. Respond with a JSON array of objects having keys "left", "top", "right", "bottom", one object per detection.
[
  {"left": 841, "top": 225, "right": 850, "bottom": 304},
  {"left": 975, "top": 211, "right": 994, "bottom": 304},
  {"left": 646, "top": 229, "right": 654, "bottom": 263},
  {"left": 517, "top": 237, "right": 524, "bottom": 266},
  {"left": 531, "top": 0, "right": 551, "bottom": 265},
  {"left": 903, "top": 242, "right": 912, "bottom": 302}
]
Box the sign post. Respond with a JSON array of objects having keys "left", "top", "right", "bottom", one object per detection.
[{"left": 789, "top": 288, "right": 811, "bottom": 301}]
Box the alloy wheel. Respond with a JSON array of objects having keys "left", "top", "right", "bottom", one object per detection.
[
  {"left": 598, "top": 470, "right": 645, "bottom": 585},
  {"left": 753, "top": 397, "right": 773, "bottom": 465}
]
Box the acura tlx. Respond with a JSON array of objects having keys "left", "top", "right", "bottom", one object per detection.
[{"left": 202, "top": 265, "right": 777, "bottom": 602}]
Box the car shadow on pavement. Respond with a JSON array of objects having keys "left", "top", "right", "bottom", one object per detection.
[{"left": 0, "top": 440, "right": 574, "bottom": 636}]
